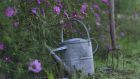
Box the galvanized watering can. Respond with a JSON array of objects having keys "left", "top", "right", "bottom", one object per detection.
[{"left": 47, "top": 19, "right": 98, "bottom": 75}]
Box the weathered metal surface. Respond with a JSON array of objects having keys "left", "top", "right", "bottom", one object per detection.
[{"left": 60, "top": 38, "right": 94, "bottom": 75}]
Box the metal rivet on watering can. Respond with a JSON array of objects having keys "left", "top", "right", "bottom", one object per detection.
[{"left": 48, "top": 19, "right": 98, "bottom": 75}]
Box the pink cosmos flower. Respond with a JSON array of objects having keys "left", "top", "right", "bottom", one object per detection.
[
  {"left": 5, "top": 7, "right": 17, "bottom": 17},
  {"left": 80, "top": 3, "right": 88, "bottom": 14},
  {"left": 0, "top": 42, "right": 4, "bottom": 50},
  {"left": 28, "top": 59, "right": 42, "bottom": 73},
  {"left": 53, "top": 6, "right": 61, "bottom": 15}
]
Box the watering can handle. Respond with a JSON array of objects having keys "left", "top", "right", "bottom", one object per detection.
[{"left": 61, "top": 19, "right": 91, "bottom": 42}]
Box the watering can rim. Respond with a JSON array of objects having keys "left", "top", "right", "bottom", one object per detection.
[{"left": 60, "top": 38, "right": 91, "bottom": 45}]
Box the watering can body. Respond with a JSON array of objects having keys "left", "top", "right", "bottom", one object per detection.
[{"left": 59, "top": 38, "right": 94, "bottom": 75}]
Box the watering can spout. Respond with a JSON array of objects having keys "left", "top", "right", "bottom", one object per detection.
[
  {"left": 53, "top": 46, "right": 67, "bottom": 52},
  {"left": 45, "top": 45, "right": 71, "bottom": 74}
]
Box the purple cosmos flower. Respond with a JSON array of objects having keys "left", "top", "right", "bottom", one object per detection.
[
  {"left": 80, "top": 3, "right": 88, "bottom": 14},
  {"left": 0, "top": 43, "right": 4, "bottom": 50},
  {"left": 13, "top": 21, "right": 19, "bottom": 28},
  {"left": 41, "top": 8, "right": 45, "bottom": 16},
  {"left": 53, "top": 6, "right": 61, "bottom": 15},
  {"left": 54, "top": 0, "right": 63, "bottom": 8},
  {"left": 46, "top": 1, "right": 51, "bottom": 8},
  {"left": 93, "top": 4, "right": 100, "bottom": 10},
  {"left": 64, "top": 11, "right": 69, "bottom": 18},
  {"left": 101, "top": 0, "right": 110, "bottom": 5},
  {"left": 37, "top": 0, "right": 41, "bottom": 5},
  {"left": 102, "top": 10, "right": 110, "bottom": 14},
  {"left": 72, "top": 12, "right": 78, "bottom": 17},
  {"left": 28, "top": 59, "right": 42, "bottom": 73},
  {"left": 102, "top": 0, "right": 108, "bottom": 3},
  {"left": 106, "top": 45, "right": 112, "bottom": 52},
  {"left": 2, "top": 56, "right": 12, "bottom": 63},
  {"left": 54, "top": 0, "right": 61, "bottom": 3},
  {"left": 95, "top": 21, "right": 101, "bottom": 26},
  {"left": 94, "top": 13, "right": 101, "bottom": 26},
  {"left": 71, "top": 12, "right": 84, "bottom": 19},
  {"left": 120, "top": 32, "right": 125, "bottom": 37},
  {"left": 58, "top": 2, "right": 64, "bottom": 8},
  {"left": 5, "top": 7, "right": 17, "bottom": 17},
  {"left": 31, "top": 8, "right": 37, "bottom": 15},
  {"left": 94, "top": 13, "right": 100, "bottom": 17},
  {"left": 94, "top": 13, "right": 100, "bottom": 21}
]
